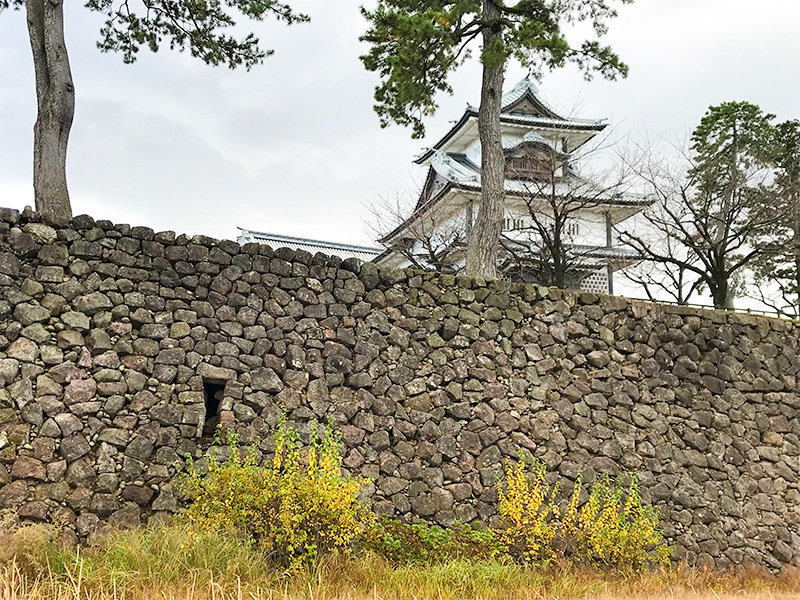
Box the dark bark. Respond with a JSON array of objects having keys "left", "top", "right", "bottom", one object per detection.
[
  {"left": 465, "top": 0, "right": 505, "bottom": 279},
  {"left": 789, "top": 188, "right": 800, "bottom": 314},
  {"left": 26, "top": 0, "right": 74, "bottom": 221},
  {"left": 711, "top": 276, "right": 730, "bottom": 310}
]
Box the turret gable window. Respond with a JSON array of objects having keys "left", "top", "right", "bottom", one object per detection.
[
  {"left": 503, "top": 142, "right": 565, "bottom": 182},
  {"left": 505, "top": 156, "right": 552, "bottom": 181}
]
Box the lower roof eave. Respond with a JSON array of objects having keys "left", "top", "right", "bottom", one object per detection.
[
  {"left": 414, "top": 111, "right": 608, "bottom": 166},
  {"left": 377, "top": 182, "right": 460, "bottom": 246},
  {"left": 378, "top": 182, "right": 651, "bottom": 248},
  {"left": 452, "top": 183, "right": 653, "bottom": 211}
]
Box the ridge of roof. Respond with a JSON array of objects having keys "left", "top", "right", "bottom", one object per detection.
[
  {"left": 499, "top": 111, "right": 607, "bottom": 128},
  {"left": 500, "top": 75, "right": 562, "bottom": 118},
  {"left": 237, "top": 228, "right": 382, "bottom": 254}
]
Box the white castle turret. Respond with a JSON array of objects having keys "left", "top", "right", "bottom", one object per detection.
[{"left": 376, "top": 76, "right": 650, "bottom": 293}]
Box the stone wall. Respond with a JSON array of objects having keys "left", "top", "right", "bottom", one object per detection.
[{"left": 0, "top": 207, "right": 798, "bottom": 570}]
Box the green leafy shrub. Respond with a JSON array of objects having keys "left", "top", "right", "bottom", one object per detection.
[
  {"left": 495, "top": 454, "right": 670, "bottom": 571},
  {"left": 181, "top": 418, "right": 370, "bottom": 571},
  {"left": 362, "top": 517, "right": 502, "bottom": 564}
]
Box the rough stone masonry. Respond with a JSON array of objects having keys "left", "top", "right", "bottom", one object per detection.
[{"left": 0, "top": 206, "right": 798, "bottom": 570}]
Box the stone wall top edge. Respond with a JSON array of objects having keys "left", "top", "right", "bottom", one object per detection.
[
  {"left": 643, "top": 297, "right": 797, "bottom": 329},
  {"left": 1, "top": 205, "right": 793, "bottom": 330}
]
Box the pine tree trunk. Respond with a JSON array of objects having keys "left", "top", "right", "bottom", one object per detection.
[
  {"left": 465, "top": 0, "right": 505, "bottom": 279},
  {"left": 793, "top": 191, "right": 800, "bottom": 315},
  {"left": 26, "top": 0, "right": 74, "bottom": 221}
]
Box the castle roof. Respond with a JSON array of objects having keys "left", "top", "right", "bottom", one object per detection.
[
  {"left": 237, "top": 229, "right": 382, "bottom": 262},
  {"left": 378, "top": 77, "right": 648, "bottom": 254},
  {"left": 425, "top": 150, "right": 646, "bottom": 204},
  {"left": 414, "top": 75, "right": 607, "bottom": 165}
]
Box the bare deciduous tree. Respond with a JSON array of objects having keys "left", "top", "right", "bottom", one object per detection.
[
  {"left": 619, "top": 102, "right": 779, "bottom": 309},
  {"left": 365, "top": 188, "right": 467, "bottom": 272},
  {"left": 499, "top": 135, "right": 635, "bottom": 290},
  {"left": 622, "top": 218, "right": 702, "bottom": 305}
]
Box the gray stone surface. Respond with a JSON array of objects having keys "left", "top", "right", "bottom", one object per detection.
[{"left": 0, "top": 208, "right": 798, "bottom": 571}]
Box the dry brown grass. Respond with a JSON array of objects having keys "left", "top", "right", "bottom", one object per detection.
[
  {"left": 2, "top": 556, "right": 798, "bottom": 600},
  {"left": 0, "top": 519, "right": 797, "bottom": 600}
]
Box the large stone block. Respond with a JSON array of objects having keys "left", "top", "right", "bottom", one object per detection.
[
  {"left": 251, "top": 367, "right": 283, "bottom": 393},
  {"left": 60, "top": 435, "right": 91, "bottom": 462},
  {"left": 73, "top": 292, "right": 112, "bottom": 315},
  {"left": 11, "top": 457, "right": 46, "bottom": 481}
]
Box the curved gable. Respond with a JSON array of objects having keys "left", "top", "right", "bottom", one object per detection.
[{"left": 502, "top": 90, "right": 562, "bottom": 120}]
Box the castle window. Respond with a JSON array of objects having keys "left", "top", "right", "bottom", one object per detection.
[
  {"left": 505, "top": 156, "right": 551, "bottom": 181},
  {"left": 567, "top": 221, "right": 580, "bottom": 236},
  {"left": 503, "top": 217, "right": 526, "bottom": 231}
]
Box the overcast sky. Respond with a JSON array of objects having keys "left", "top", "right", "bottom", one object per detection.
[{"left": 1, "top": 0, "right": 798, "bottom": 248}]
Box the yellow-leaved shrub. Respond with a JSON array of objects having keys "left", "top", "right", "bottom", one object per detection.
[
  {"left": 181, "top": 418, "right": 369, "bottom": 571},
  {"left": 496, "top": 456, "right": 559, "bottom": 563},
  {"left": 495, "top": 454, "right": 670, "bottom": 571},
  {"left": 568, "top": 472, "right": 671, "bottom": 570}
]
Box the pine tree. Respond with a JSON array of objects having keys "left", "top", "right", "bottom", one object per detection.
[
  {"left": 360, "top": 0, "right": 632, "bottom": 278},
  {"left": 621, "top": 102, "right": 779, "bottom": 309},
  {"left": 751, "top": 120, "right": 800, "bottom": 315}
]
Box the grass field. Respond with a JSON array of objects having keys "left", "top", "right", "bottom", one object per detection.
[
  {"left": 3, "top": 557, "right": 799, "bottom": 600},
  {"left": 1, "top": 523, "right": 798, "bottom": 600}
]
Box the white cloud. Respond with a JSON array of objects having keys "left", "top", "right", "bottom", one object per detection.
[{"left": 0, "top": 0, "right": 798, "bottom": 248}]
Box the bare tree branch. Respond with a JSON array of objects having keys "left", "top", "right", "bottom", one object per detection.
[
  {"left": 498, "top": 131, "right": 636, "bottom": 289},
  {"left": 364, "top": 184, "right": 467, "bottom": 273},
  {"left": 618, "top": 104, "right": 780, "bottom": 309}
]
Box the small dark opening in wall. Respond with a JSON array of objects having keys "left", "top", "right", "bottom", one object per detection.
[{"left": 203, "top": 380, "right": 226, "bottom": 436}]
